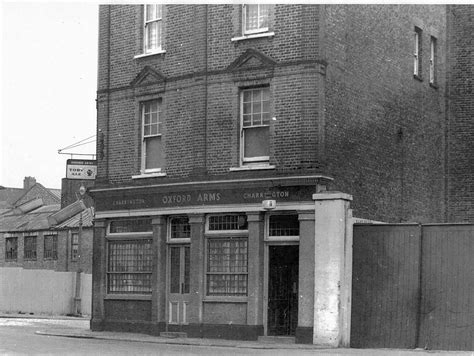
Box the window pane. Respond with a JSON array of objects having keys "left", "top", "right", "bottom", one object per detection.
[
  {"left": 170, "top": 247, "right": 180, "bottom": 293},
  {"left": 183, "top": 246, "right": 190, "bottom": 294},
  {"left": 110, "top": 218, "right": 152, "bottom": 233},
  {"left": 170, "top": 216, "right": 190, "bottom": 239},
  {"left": 145, "top": 135, "right": 163, "bottom": 170},
  {"left": 107, "top": 239, "right": 153, "bottom": 294},
  {"left": 259, "top": 5, "right": 269, "bottom": 28},
  {"left": 269, "top": 215, "right": 300, "bottom": 236},
  {"left": 245, "top": 5, "right": 259, "bottom": 31},
  {"left": 244, "top": 126, "right": 269, "bottom": 158},
  {"left": 208, "top": 214, "right": 248, "bottom": 231},
  {"left": 146, "top": 5, "right": 156, "bottom": 21}
]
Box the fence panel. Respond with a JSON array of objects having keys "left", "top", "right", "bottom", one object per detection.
[
  {"left": 419, "top": 225, "right": 474, "bottom": 351},
  {"left": 351, "top": 224, "right": 421, "bottom": 348}
]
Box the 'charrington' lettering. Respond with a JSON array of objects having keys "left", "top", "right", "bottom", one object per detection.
[
  {"left": 243, "top": 191, "right": 290, "bottom": 200},
  {"left": 112, "top": 198, "right": 146, "bottom": 206}
]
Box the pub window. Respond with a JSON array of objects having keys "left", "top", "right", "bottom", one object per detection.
[
  {"left": 5, "top": 236, "right": 18, "bottom": 261},
  {"left": 243, "top": 4, "right": 269, "bottom": 35},
  {"left": 107, "top": 239, "right": 153, "bottom": 294},
  {"left": 109, "top": 218, "right": 152, "bottom": 234},
  {"left": 144, "top": 5, "right": 163, "bottom": 54},
  {"left": 206, "top": 214, "right": 248, "bottom": 297},
  {"left": 44, "top": 234, "right": 58, "bottom": 260},
  {"left": 208, "top": 214, "right": 248, "bottom": 232},
  {"left": 429, "top": 36, "right": 437, "bottom": 86},
  {"left": 24, "top": 235, "right": 37, "bottom": 260},
  {"left": 414, "top": 27, "right": 422, "bottom": 79},
  {"left": 240, "top": 87, "right": 271, "bottom": 166},
  {"left": 269, "top": 214, "right": 300, "bottom": 237},
  {"left": 169, "top": 216, "right": 191, "bottom": 241},
  {"left": 140, "top": 99, "right": 164, "bottom": 174}
]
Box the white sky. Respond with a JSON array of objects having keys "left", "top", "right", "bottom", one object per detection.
[{"left": 1, "top": 1, "right": 98, "bottom": 189}]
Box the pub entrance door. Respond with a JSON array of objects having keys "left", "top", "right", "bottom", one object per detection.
[
  {"left": 267, "top": 245, "right": 299, "bottom": 336},
  {"left": 167, "top": 245, "right": 190, "bottom": 326}
]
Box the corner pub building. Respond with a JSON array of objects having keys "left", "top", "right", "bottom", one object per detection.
[{"left": 90, "top": 4, "right": 447, "bottom": 346}]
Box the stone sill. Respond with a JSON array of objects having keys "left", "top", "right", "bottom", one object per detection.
[
  {"left": 231, "top": 32, "right": 275, "bottom": 42},
  {"left": 229, "top": 165, "right": 275, "bottom": 172},
  {"left": 132, "top": 172, "right": 167, "bottom": 179},
  {"left": 133, "top": 50, "right": 166, "bottom": 59}
]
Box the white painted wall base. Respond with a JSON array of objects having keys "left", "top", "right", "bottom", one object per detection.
[{"left": 0, "top": 267, "right": 92, "bottom": 316}]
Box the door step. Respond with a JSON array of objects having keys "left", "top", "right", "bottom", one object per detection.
[
  {"left": 258, "top": 336, "right": 295, "bottom": 344},
  {"left": 160, "top": 332, "right": 187, "bottom": 338}
]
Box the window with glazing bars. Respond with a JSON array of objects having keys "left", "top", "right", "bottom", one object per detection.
[
  {"left": 107, "top": 239, "right": 153, "bottom": 294},
  {"left": 24, "top": 236, "right": 37, "bottom": 260},
  {"left": 144, "top": 5, "right": 163, "bottom": 53},
  {"left": 243, "top": 4, "right": 269, "bottom": 34},
  {"left": 207, "top": 238, "right": 248, "bottom": 296},
  {"left": 109, "top": 218, "right": 152, "bottom": 234},
  {"left": 208, "top": 214, "right": 248, "bottom": 231},
  {"left": 5, "top": 237, "right": 18, "bottom": 261},
  {"left": 241, "top": 87, "right": 270, "bottom": 164},
  {"left": 44, "top": 235, "right": 58, "bottom": 260},
  {"left": 170, "top": 216, "right": 191, "bottom": 239},
  {"left": 269, "top": 215, "right": 300, "bottom": 237}
]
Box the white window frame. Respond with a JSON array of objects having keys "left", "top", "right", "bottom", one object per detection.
[
  {"left": 242, "top": 4, "right": 270, "bottom": 35},
  {"left": 141, "top": 99, "right": 163, "bottom": 174},
  {"left": 144, "top": 5, "right": 163, "bottom": 54},
  {"left": 167, "top": 216, "right": 191, "bottom": 244},
  {"left": 429, "top": 36, "right": 437, "bottom": 85},
  {"left": 414, "top": 27, "right": 422, "bottom": 78},
  {"left": 265, "top": 213, "right": 300, "bottom": 242},
  {"left": 240, "top": 87, "right": 271, "bottom": 166}
]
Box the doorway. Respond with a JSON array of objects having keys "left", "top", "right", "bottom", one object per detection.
[
  {"left": 267, "top": 245, "right": 299, "bottom": 336},
  {"left": 167, "top": 245, "right": 190, "bottom": 326}
]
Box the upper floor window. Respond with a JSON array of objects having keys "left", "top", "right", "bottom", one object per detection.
[
  {"left": 414, "top": 27, "right": 422, "bottom": 79},
  {"left": 240, "top": 87, "right": 271, "bottom": 166},
  {"left": 141, "top": 99, "right": 164, "bottom": 173},
  {"left": 430, "top": 36, "right": 437, "bottom": 86},
  {"left": 24, "top": 235, "right": 37, "bottom": 260},
  {"left": 5, "top": 237, "right": 18, "bottom": 261},
  {"left": 243, "top": 4, "right": 269, "bottom": 35},
  {"left": 144, "top": 5, "right": 163, "bottom": 54}
]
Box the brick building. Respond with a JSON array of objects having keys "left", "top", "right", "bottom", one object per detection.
[
  {"left": 446, "top": 5, "right": 474, "bottom": 222},
  {"left": 90, "top": 5, "right": 447, "bottom": 344}
]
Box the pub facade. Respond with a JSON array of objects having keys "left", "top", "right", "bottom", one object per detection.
[{"left": 91, "top": 4, "right": 447, "bottom": 345}]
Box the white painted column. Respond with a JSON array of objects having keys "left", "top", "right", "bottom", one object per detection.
[{"left": 313, "top": 192, "right": 353, "bottom": 347}]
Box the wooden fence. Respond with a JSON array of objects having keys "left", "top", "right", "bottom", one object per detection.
[{"left": 351, "top": 224, "right": 474, "bottom": 351}]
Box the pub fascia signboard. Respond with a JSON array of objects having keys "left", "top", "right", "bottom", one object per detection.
[
  {"left": 96, "top": 185, "right": 316, "bottom": 211},
  {"left": 66, "top": 159, "right": 97, "bottom": 180}
]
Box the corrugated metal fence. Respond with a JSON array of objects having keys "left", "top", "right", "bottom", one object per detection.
[{"left": 351, "top": 224, "right": 474, "bottom": 351}]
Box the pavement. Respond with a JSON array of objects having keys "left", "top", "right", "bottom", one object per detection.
[{"left": 1, "top": 313, "right": 473, "bottom": 355}]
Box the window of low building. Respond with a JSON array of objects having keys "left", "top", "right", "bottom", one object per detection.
[
  {"left": 24, "top": 235, "right": 37, "bottom": 260},
  {"left": 414, "top": 26, "right": 422, "bottom": 80},
  {"left": 430, "top": 36, "right": 437, "bottom": 86},
  {"left": 44, "top": 234, "right": 58, "bottom": 260},
  {"left": 5, "top": 236, "right": 18, "bottom": 261},
  {"left": 266, "top": 213, "right": 300, "bottom": 242},
  {"left": 206, "top": 214, "right": 248, "bottom": 297},
  {"left": 140, "top": 99, "right": 165, "bottom": 174},
  {"left": 71, "top": 233, "right": 79, "bottom": 261}
]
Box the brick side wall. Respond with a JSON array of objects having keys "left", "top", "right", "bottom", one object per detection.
[
  {"left": 446, "top": 6, "right": 474, "bottom": 222},
  {"left": 324, "top": 5, "right": 446, "bottom": 222}
]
